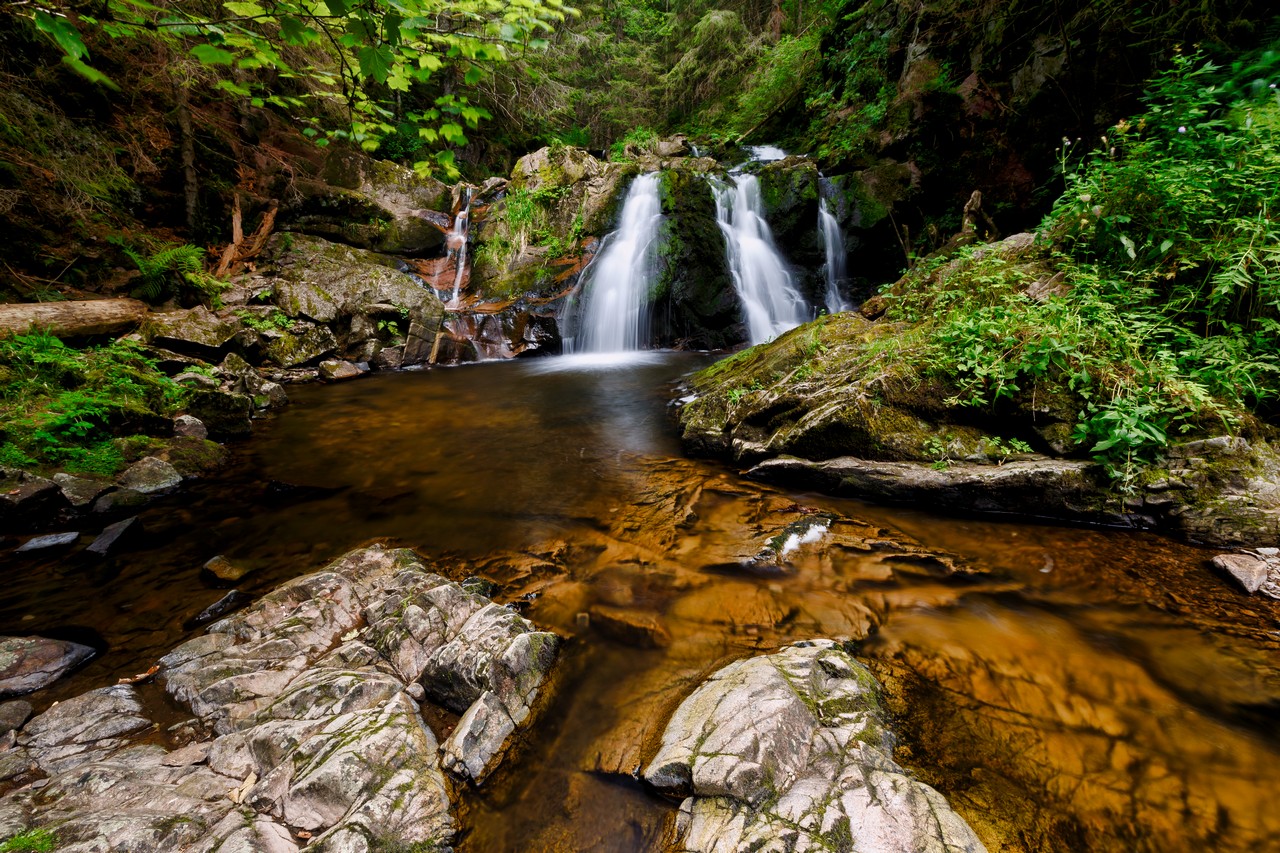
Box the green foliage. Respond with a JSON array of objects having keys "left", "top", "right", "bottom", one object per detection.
[
  {"left": 0, "top": 331, "right": 184, "bottom": 474},
  {"left": 23, "top": 0, "right": 573, "bottom": 179},
  {"left": 234, "top": 309, "right": 293, "bottom": 332},
  {"left": 0, "top": 828, "right": 57, "bottom": 853},
  {"left": 109, "top": 238, "right": 227, "bottom": 306},
  {"left": 608, "top": 126, "right": 659, "bottom": 161}
]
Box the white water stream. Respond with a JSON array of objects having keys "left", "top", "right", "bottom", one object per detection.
[
  {"left": 448, "top": 187, "right": 472, "bottom": 302},
  {"left": 819, "top": 198, "right": 852, "bottom": 314},
  {"left": 570, "top": 173, "right": 663, "bottom": 353},
  {"left": 714, "top": 173, "right": 811, "bottom": 345}
]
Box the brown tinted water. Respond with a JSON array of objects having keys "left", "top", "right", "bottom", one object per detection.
[{"left": 3, "top": 352, "right": 1279, "bottom": 852}]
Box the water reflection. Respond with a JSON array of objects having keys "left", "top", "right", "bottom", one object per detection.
[{"left": 1, "top": 353, "right": 1277, "bottom": 853}]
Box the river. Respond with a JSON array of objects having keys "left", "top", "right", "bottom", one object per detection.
[{"left": 3, "top": 352, "right": 1278, "bottom": 852}]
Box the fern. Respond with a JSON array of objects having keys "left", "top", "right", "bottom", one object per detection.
[{"left": 109, "top": 237, "right": 226, "bottom": 304}]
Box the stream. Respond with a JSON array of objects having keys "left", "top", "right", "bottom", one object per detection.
[{"left": 3, "top": 352, "right": 1279, "bottom": 852}]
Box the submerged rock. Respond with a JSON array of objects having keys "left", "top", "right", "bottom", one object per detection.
[
  {"left": 0, "top": 546, "right": 558, "bottom": 850},
  {"left": 644, "top": 641, "right": 986, "bottom": 853},
  {"left": 0, "top": 636, "right": 95, "bottom": 698}
]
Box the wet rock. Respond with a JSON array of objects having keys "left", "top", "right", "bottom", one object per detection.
[
  {"left": 184, "top": 388, "right": 254, "bottom": 440},
  {"left": 751, "top": 455, "right": 1108, "bottom": 523},
  {"left": 0, "top": 700, "right": 33, "bottom": 734},
  {"left": 92, "top": 487, "right": 149, "bottom": 514},
  {"left": 117, "top": 456, "right": 182, "bottom": 495},
  {"left": 0, "top": 469, "right": 67, "bottom": 530},
  {"left": 0, "top": 636, "right": 96, "bottom": 698},
  {"left": 644, "top": 641, "right": 986, "bottom": 853},
  {"left": 187, "top": 590, "right": 253, "bottom": 629},
  {"left": 203, "top": 555, "right": 251, "bottom": 584},
  {"left": 1211, "top": 552, "right": 1280, "bottom": 598},
  {"left": 318, "top": 359, "right": 362, "bottom": 381},
  {"left": 52, "top": 472, "right": 113, "bottom": 508},
  {"left": 589, "top": 606, "right": 671, "bottom": 649},
  {"left": 0, "top": 546, "right": 560, "bottom": 850},
  {"left": 371, "top": 346, "right": 404, "bottom": 370},
  {"left": 15, "top": 531, "right": 80, "bottom": 553},
  {"left": 173, "top": 414, "right": 208, "bottom": 439},
  {"left": 86, "top": 517, "right": 139, "bottom": 557}
]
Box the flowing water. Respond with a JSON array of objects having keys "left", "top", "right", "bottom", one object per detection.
[
  {"left": 449, "top": 188, "right": 473, "bottom": 303},
  {"left": 819, "top": 198, "right": 852, "bottom": 314},
  {"left": 569, "top": 174, "right": 663, "bottom": 353},
  {"left": 714, "top": 175, "right": 813, "bottom": 344},
  {"left": 3, "top": 355, "right": 1279, "bottom": 852}
]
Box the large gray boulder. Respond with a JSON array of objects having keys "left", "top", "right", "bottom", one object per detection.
[
  {"left": 644, "top": 641, "right": 986, "bottom": 853},
  {"left": 0, "top": 546, "right": 559, "bottom": 851}
]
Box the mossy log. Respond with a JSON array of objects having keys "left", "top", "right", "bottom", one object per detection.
[{"left": 0, "top": 299, "right": 148, "bottom": 338}]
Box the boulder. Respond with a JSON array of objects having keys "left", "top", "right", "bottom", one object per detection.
[
  {"left": 280, "top": 149, "right": 453, "bottom": 254},
  {"left": 268, "top": 234, "right": 445, "bottom": 328},
  {"left": 116, "top": 457, "right": 183, "bottom": 495},
  {"left": 0, "top": 699, "right": 32, "bottom": 734},
  {"left": 0, "top": 636, "right": 96, "bottom": 698},
  {"left": 145, "top": 306, "right": 242, "bottom": 359},
  {"left": 173, "top": 414, "right": 208, "bottom": 439},
  {"left": 317, "top": 359, "right": 362, "bottom": 381},
  {"left": 644, "top": 641, "right": 987, "bottom": 853},
  {"left": 0, "top": 545, "right": 561, "bottom": 850},
  {"left": 1210, "top": 552, "right": 1280, "bottom": 598},
  {"left": 183, "top": 389, "right": 254, "bottom": 440},
  {"left": 0, "top": 469, "right": 67, "bottom": 531},
  {"left": 260, "top": 323, "right": 338, "bottom": 368},
  {"left": 52, "top": 472, "right": 113, "bottom": 508}
]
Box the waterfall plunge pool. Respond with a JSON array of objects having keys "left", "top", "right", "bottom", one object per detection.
[{"left": 2, "top": 353, "right": 1278, "bottom": 852}]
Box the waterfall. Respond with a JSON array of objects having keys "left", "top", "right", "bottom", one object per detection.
[
  {"left": 448, "top": 187, "right": 472, "bottom": 302},
  {"left": 714, "top": 174, "right": 811, "bottom": 345},
  {"left": 819, "top": 199, "right": 852, "bottom": 314},
  {"left": 571, "top": 173, "right": 663, "bottom": 353}
]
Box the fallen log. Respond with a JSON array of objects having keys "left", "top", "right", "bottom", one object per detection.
[{"left": 0, "top": 298, "right": 149, "bottom": 338}]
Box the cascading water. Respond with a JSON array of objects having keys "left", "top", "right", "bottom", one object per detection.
[
  {"left": 569, "top": 173, "right": 663, "bottom": 353},
  {"left": 714, "top": 174, "right": 811, "bottom": 345},
  {"left": 448, "top": 187, "right": 472, "bottom": 302},
  {"left": 818, "top": 198, "right": 852, "bottom": 314}
]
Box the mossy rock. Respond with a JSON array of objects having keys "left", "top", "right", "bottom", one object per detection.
[{"left": 650, "top": 169, "right": 742, "bottom": 349}]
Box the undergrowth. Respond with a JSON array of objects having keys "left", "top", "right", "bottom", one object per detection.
[
  {"left": 0, "top": 331, "right": 185, "bottom": 475},
  {"left": 882, "top": 50, "right": 1280, "bottom": 484}
]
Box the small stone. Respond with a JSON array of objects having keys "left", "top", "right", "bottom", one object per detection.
[
  {"left": 1255, "top": 547, "right": 1279, "bottom": 557},
  {"left": 187, "top": 590, "right": 252, "bottom": 628},
  {"left": 16, "top": 532, "right": 80, "bottom": 553},
  {"left": 405, "top": 683, "right": 425, "bottom": 701},
  {"left": 173, "top": 414, "right": 208, "bottom": 439},
  {"left": 0, "top": 636, "right": 96, "bottom": 697},
  {"left": 0, "top": 699, "right": 33, "bottom": 734},
  {"left": 116, "top": 457, "right": 182, "bottom": 495},
  {"left": 86, "top": 517, "right": 139, "bottom": 557},
  {"left": 371, "top": 347, "right": 403, "bottom": 370},
  {"left": 202, "top": 555, "right": 251, "bottom": 584},
  {"left": 1211, "top": 553, "right": 1272, "bottom": 594},
  {"left": 318, "top": 359, "right": 362, "bottom": 381}
]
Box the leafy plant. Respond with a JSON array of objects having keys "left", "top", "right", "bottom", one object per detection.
[
  {"left": 0, "top": 827, "right": 57, "bottom": 852},
  {"left": 0, "top": 331, "right": 185, "bottom": 474},
  {"left": 110, "top": 238, "right": 227, "bottom": 306},
  {"left": 234, "top": 309, "right": 293, "bottom": 332},
  {"left": 24, "top": 0, "right": 574, "bottom": 178}
]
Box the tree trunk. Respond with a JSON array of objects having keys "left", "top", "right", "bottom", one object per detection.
[
  {"left": 0, "top": 299, "right": 149, "bottom": 338},
  {"left": 175, "top": 84, "right": 199, "bottom": 234}
]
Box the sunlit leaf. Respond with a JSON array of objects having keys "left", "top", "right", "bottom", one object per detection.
[{"left": 192, "top": 43, "right": 237, "bottom": 65}]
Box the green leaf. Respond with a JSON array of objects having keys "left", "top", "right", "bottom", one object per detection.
[
  {"left": 215, "top": 78, "right": 253, "bottom": 96},
  {"left": 279, "top": 16, "right": 320, "bottom": 45},
  {"left": 463, "top": 64, "right": 483, "bottom": 85},
  {"left": 223, "top": 1, "right": 266, "bottom": 16},
  {"left": 438, "top": 122, "right": 466, "bottom": 144},
  {"left": 61, "top": 55, "right": 119, "bottom": 90},
  {"left": 323, "top": 0, "right": 349, "bottom": 16},
  {"left": 35, "top": 11, "right": 88, "bottom": 60},
  {"left": 192, "top": 43, "right": 237, "bottom": 65},
  {"left": 357, "top": 45, "right": 395, "bottom": 83}
]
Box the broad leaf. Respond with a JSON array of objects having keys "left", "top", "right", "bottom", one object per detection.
[
  {"left": 357, "top": 45, "right": 395, "bottom": 83},
  {"left": 192, "top": 44, "right": 237, "bottom": 65}
]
